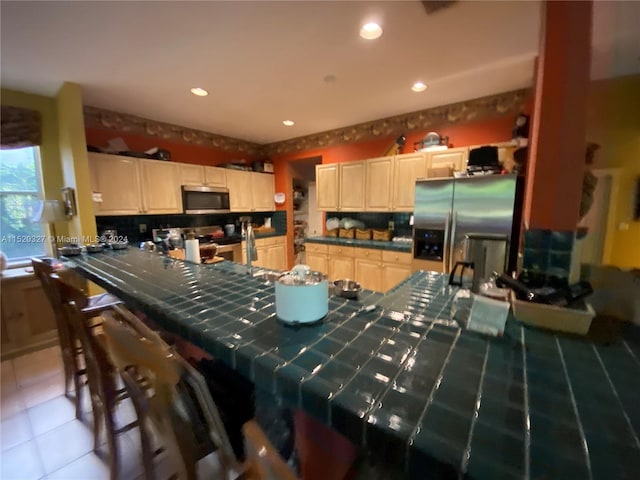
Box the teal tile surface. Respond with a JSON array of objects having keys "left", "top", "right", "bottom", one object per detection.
[{"left": 65, "top": 249, "right": 640, "bottom": 478}]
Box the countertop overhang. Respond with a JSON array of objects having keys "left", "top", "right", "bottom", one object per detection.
[{"left": 65, "top": 249, "right": 640, "bottom": 479}]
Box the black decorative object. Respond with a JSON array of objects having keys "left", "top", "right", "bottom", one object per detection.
[{"left": 512, "top": 113, "right": 530, "bottom": 140}]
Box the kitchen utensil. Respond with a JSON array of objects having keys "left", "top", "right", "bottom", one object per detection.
[
  {"left": 275, "top": 267, "right": 328, "bottom": 324},
  {"left": 224, "top": 224, "right": 235, "bottom": 236},
  {"left": 199, "top": 243, "right": 219, "bottom": 262},
  {"left": 110, "top": 241, "right": 128, "bottom": 250},
  {"left": 333, "top": 279, "right": 361, "bottom": 300},
  {"left": 184, "top": 232, "right": 200, "bottom": 264},
  {"left": 449, "top": 234, "right": 508, "bottom": 293},
  {"left": 59, "top": 245, "right": 82, "bottom": 256},
  {"left": 85, "top": 244, "right": 104, "bottom": 253},
  {"left": 101, "top": 229, "right": 117, "bottom": 243}
]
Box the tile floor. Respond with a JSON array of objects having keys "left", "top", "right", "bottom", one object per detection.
[{"left": 0, "top": 345, "right": 223, "bottom": 480}]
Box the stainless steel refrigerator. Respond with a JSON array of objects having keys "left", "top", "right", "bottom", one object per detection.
[{"left": 412, "top": 174, "right": 523, "bottom": 274}]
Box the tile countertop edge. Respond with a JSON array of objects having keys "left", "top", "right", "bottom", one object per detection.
[
  {"left": 305, "top": 236, "right": 412, "bottom": 252},
  {"left": 63, "top": 250, "right": 640, "bottom": 480}
]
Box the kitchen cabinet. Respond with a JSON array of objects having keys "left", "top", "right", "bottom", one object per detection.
[
  {"left": 365, "top": 156, "right": 393, "bottom": 211},
  {"left": 89, "top": 153, "right": 142, "bottom": 215},
  {"left": 392, "top": 153, "right": 428, "bottom": 212},
  {"left": 243, "top": 236, "right": 286, "bottom": 271},
  {"left": 138, "top": 159, "right": 182, "bottom": 214},
  {"left": 316, "top": 164, "right": 339, "bottom": 211},
  {"left": 381, "top": 251, "right": 412, "bottom": 292},
  {"left": 353, "top": 248, "right": 383, "bottom": 291},
  {"left": 251, "top": 172, "right": 275, "bottom": 212},
  {"left": 227, "top": 169, "right": 275, "bottom": 212},
  {"left": 305, "top": 243, "right": 329, "bottom": 275},
  {"left": 428, "top": 147, "right": 469, "bottom": 172},
  {"left": 179, "top": 164, "right": 227, "bottom": 187},
  {"left": 327, "top": 245, "right": 354, "bottom": 281},
  {"left": 339, "top": 162, "right": 365, "bottom": 212},
  {"left": 1, "top": 272, "right": 58, "bottom": 360}
]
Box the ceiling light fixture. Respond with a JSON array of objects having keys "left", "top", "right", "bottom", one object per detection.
[
  {"left": 190, "top": 87, "right": 208, "bottom": 96},
  {"left": 411, "top": 82, "right": 427, "bottom": 92},
  {"left": 283, "top": 120, "right": 295, "bottom": 126},
  {"left": 359, "top": 22, "right": 382, "bottom": 40}
]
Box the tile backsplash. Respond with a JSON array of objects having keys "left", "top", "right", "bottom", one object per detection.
[
  {"left": 326, "top": 212, "right": 413, "bottom": 237},
  {"left": 97, "top": 211, "right": 287, "bottom": 244}
]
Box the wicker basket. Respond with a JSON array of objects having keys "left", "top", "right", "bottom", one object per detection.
[
  {"left": 326, "top": 228, "right": 338, "bottom": 237},
  {"left": 339, "top": 228, "right": 355, "bottom": 239},
  {"left": 372, "top": 229, "right": 392, "bottom": 241},
  {"left": 355, "top": 228, "right": 372, "bottom": 240}
]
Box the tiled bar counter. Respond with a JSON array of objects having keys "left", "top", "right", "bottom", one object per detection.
[{"left": 65, "top": 249, "right": 640, "bottom": 479}]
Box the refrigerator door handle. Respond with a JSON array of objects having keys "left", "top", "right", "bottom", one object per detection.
[
  {"left": 449, "top": 210, "right": 458, "bottom": 272},
  {"left": 443, "top": 211, "right": 451, "bottom": 273}
]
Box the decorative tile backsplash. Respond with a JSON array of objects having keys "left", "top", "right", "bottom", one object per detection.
[
  {"left": 522, "top": 229, "right": 575, "bottom": 279},
  {"left": 96, "top": 211, "right": 287, "bottom": 243}
]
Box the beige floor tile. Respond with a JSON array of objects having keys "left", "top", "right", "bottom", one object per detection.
[
  {"left": 114, "top": 429, "right": 144, "bottom": 479},
  {"left": 35, "top": 418, "right": 94, "bottom": 474},
  {"left": 0, "top": 439, "right": 45, "bottom": 480},
  {"left": 1, "top": 359, "right": 18, "bottom": 395},
  {"left": 1, "top": 411, "right": 33, "bottom": 451},
  {"left": 28, "top": 395, "right": 76, "bottom": 436},
  {"left": 19, "top": 373, "right": 65, "bottom": 409},
  {"left": 47, "top": 452, "right": 110, "bottom": 480},
  {"left": 1, "top": 391, "right": 26, "bottom": 421},
  {"left": 13, "top": 349, "right": 63, "bottom": 389}
]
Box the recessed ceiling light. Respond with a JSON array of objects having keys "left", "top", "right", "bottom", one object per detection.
[
  {"left": 359, "top": 22, "right": 382, "bottom": 40},
  {"left": 283, "top": 120, "right": 295, "bottom": 126},
  {"left": 190, "top": 87, "right": 208, "bottom": 96},
  {"left": 411, "top": 82, "right": 427, "bottom": 92}
]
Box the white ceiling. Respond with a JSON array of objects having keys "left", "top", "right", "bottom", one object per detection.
[{"left": 1, "top": 1, "right": 638, "bottom": 144}]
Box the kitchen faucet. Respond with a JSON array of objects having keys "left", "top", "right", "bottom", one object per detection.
[{"left": 240, "top": 217, "right": 257, "bottom": 275}]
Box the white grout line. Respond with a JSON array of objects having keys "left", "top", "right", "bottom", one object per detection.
[
  {"left": 591, "top": 344, "right": 640, "bottom": 450},
  {"left": 555, "top": 337, "right": 593, "bottom": 480},
  {"left": 520, "top": 326, "right": 530, "bottom": 480},
  {"left": 458, "top": 341, "right": 490, "bottom": 477},
  {"left": 622, "top": 339, "right": 640, "bottom": 368}
]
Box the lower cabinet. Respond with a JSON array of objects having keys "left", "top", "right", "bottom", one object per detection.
[
  {"left": 305, "top": 243, "right": 329, "bottom": 274},
  {"left": 381, "top": 250, "right": 413, "bottom": 292},
  {"left": 327, "top": 245, "right": 354, "bottom": 281},
  {"left": 243, "top": 236, "right": 286, "bottom": 271},
  {"left": 354, "top": 248, "right": 383, "bottom": 292}
]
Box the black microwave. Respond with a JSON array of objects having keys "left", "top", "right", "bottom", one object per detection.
[{"left": 182, "top": 186, "right": 230, "bottom": 214}]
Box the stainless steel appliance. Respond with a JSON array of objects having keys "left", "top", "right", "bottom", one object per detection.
[
  {"left": 181, "top": 186, "right": 230, "bottom": 214},
  {"left": 412, "top": 174, "right": 523, "bottom": 274},
  {"left": 449, "top": 233, "right": 509, "bottom": 293},
  {"left": 152, "top": 225, "right": 242, "bottom": 262}
]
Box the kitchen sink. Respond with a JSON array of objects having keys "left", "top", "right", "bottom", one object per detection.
[{"left": 251, "top": 270, "right": 281, "bottom": 283}]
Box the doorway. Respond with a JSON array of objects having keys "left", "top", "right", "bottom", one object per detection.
[{"left": 290, "top": 157, "right": 322, "bottom": 265}]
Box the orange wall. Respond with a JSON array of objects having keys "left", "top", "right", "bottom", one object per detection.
[{"left": 85, "top": 127, "right": 260, "bottom": 165}]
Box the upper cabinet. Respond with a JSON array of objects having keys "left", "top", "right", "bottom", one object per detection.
[
  {"left": 392, "top": 153, "right": 428, "bottom": 212},
  {"left": 316, "top": 164, "right": 339, "bottom": 211},
  {"left": 427, "top": 147, "right": 469, "bottom": 174},
  {"left": 339, "top": 161, "right": 365, "bottom": 212},
  {"left": 365, "top": 157, "right": 393, "bottom": 211},
  {"left": 179, "top": 164, "right": 227, "bottom": 187},
  {"left": 138, "top": 159, "right": 181, "bottom": 214},
  {"left": 226, "top": 169, "right": 275, "bottom": 212},
  {"left": 89, "top": 153, "right": 143, "bottom": 215}
]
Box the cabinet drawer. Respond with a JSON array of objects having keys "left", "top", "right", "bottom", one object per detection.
[
  {"left": 353, "top": 247, "right": 382, "bottom": 261},
  {"left": 328, "top": 245, "right": 355, "bottom": 257},
  {"left": 256, "top": 236, "right": 279, "bottom": 247},
  {"left": 382, "top": 250, "right": 412, "bottom": 265},
  {"left": 305, "top": 242, "right": 328, "bottom": 254}
]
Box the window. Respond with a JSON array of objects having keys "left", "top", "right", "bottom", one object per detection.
[{"left": 0, "top": 147, "right": 47, "bottom": 262}]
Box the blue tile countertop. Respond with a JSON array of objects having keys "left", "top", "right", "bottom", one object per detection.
[
  {"left": 65, "top": 249, "right": 640, "bottom": 479},
  {"left": 306, "top": 236, "right": 412, "bottom": 252}
]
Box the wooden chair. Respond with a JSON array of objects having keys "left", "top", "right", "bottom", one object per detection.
[
  {"left": 101, "top": 305, "right": 297, "bottom": 480},
  {"left": 51, "top": 273, "right": 136, "bottom": 480},
  {"left": 31, "top": 257, "right": 121, "bottom": 419}
]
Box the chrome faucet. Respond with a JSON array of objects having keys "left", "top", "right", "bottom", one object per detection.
[{"left": 241, "top": 217, "right": 257, "bottom": 275}]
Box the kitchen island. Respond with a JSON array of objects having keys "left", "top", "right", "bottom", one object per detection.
[{"left": 65, "top": 249, "right": 640, "bottom": 479}]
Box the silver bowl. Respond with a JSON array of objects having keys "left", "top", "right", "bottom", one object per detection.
[
  {"left": 333, "top": 279, "right": 361, "bottom": 299},
  {"left": 110, "top": 241, "right": 128, "bottom": 250},
  {"left": 58, "top": 245, "right": 82, "bottom": 256},
  {"left": 85, "top": 244, "right": 104, "bottom": 253}
]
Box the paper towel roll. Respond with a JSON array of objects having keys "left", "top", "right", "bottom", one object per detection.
[{"left": 184, "top": 239, "right": 201, "bottom": 264}]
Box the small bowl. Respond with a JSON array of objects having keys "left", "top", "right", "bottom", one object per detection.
[
  {"left": 110, "top": 241, "right": 128, "bottom": 250},
  {"left": 58, "top": 245, "right": 82, "bottom": 256},
  {"left": 85, "top": 244, "right": 104, "bottom": 253},
  {"left": 333, "top": 279, "right": 361, "bottom": 299}
]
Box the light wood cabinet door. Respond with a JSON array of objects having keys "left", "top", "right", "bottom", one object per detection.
[
  {"left": 179, "top": 164, "right": 205, "bottom": 186},
  {"left": 204, "top": 166, "right": 227, "bottom": 187},
  {"left": 382, "top": 263, "right": 412, "bottom": 292},
  {"left": 89, "top": 153, "right": 142, "bottom": 215},
  {"left": 328, "top": 256, "right": 354, "bottom": 281},
  {"left": 139, "top": 159, "right": 181, "bottom": 214},
  {"left": 306, "top": 252, "right": 329, "bottom": 275},
  {"left": 316, "top": 164, "right": 339, "bottom": 211},
  {"left": 268, "top": 242, "right": 287, "bottom": 271},
  {"left": 339, "top": 161, "right": 365, "bottom": 212},
  {"left": 226, "top": 169, "right": 253, "bottom": 212},
  {"left": 392, "top": 153, "right": 427, "bottom": 211},
  {"left": 355, "top": 258, "right": 383, "bottom": 292},
  {"left": 365, "top": 157, "right": 393, "bottom": 211},
  {"left": 428, "top": 147, "right": 469, "bottom": 172},
  {"left": 251, "top": 173, "right": 275, "bottom": 212}
]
